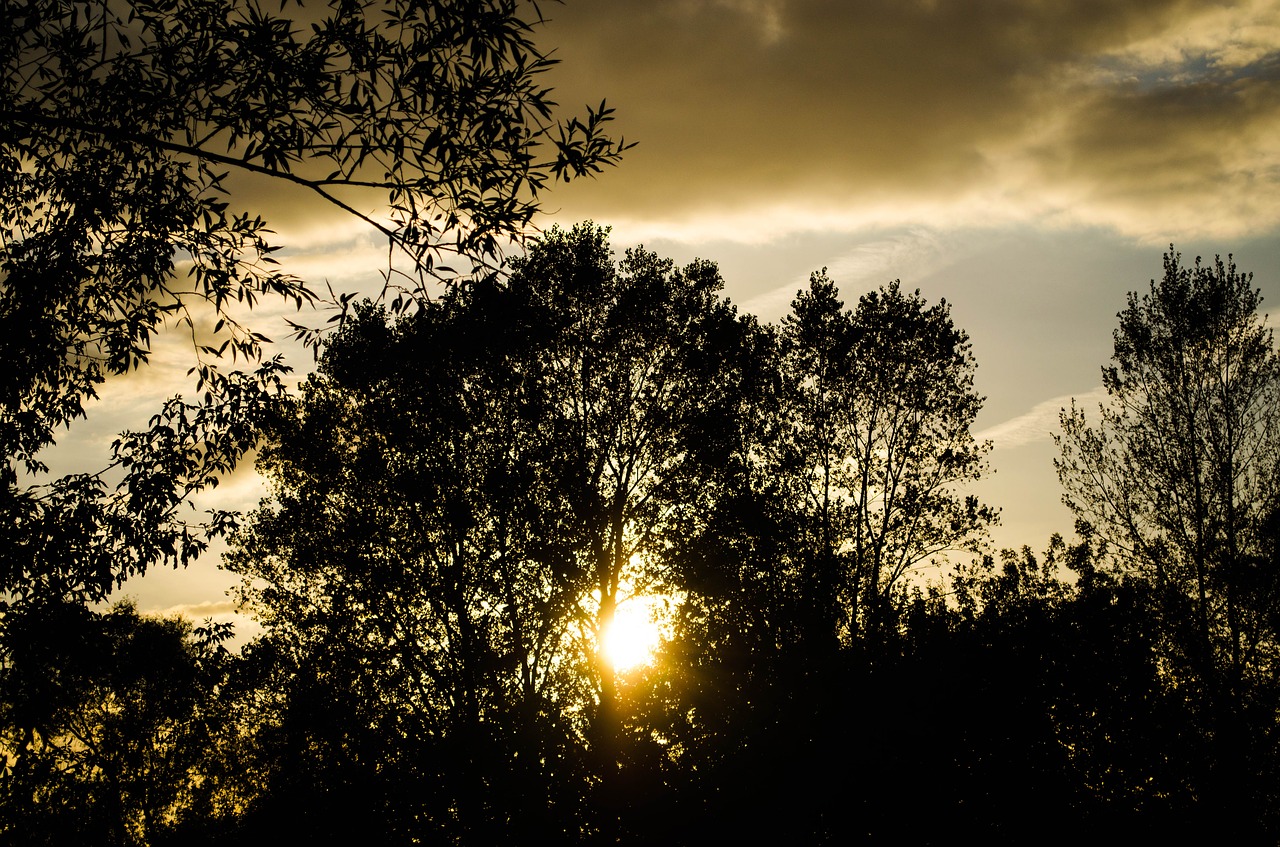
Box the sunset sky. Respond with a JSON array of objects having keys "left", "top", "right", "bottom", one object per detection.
[
  {"left": 73, "top": 0, "right": 1280, "bottom": 625},
  {"left": 535, "top": 0, "right": 1280, "bottom": 546}
]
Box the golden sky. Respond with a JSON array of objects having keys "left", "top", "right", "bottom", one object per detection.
[
  {"left": 537, "top": 0, "right": 1280, "bottom": 242},
  {"left": 511, "top": 0, "right": 1280, "bottom": 555},
  {"left": 70, "top": 0, "right": 1280, "bottom": 620}
]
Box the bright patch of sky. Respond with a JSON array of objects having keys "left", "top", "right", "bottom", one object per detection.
[{"left": 77, "top": 0, "right": 1280, "bottom": 624}]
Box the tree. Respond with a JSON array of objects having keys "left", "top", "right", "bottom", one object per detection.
[
  {"left": 226, "top": 224, "right": 756, "bottom": 839},
  {"left": 1057, "top": 249, "right": 1280, "bottom": 831},
  {"left": 1, "top": 0, "right": 629, "bottom": 604},
  {"left": 917, "top": 532, "right": 1207, "bottom": 841},
  {"left": 503, "top": 225, "right": 752, "bottom": 732},
  {"left": 623, "top": 272, "right": 996, "bottom": 844},
  {"left": 503, "top": 225, "right": 764, "bottom": 838},
  {"left": 228, "top": 293, "right": 596, "bottom": 842},
  {"left": 778, "top": 272, "right": 995, "bottom": 647}
]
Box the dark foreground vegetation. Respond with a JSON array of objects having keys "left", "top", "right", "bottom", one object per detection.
[
  {"left": 7, "top": 228, "right": 1280, "bottom": 844},
  {"left": 4, "top": 0, "right": 1280, "bottom": 843}
]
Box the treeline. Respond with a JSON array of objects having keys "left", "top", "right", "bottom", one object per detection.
[{"left": 4, "top": 226, "right": 1279, "bottom": 844}]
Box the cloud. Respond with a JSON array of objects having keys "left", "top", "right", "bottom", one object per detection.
[
  {"left": 144, "top": 600, "right": 265, "bottom": 645},
  {"left": 194, "top": 457, "right": 270, "bottom": 513},
  {"left": 537, "top": 0, "right": 1280, "bottom": 242},
  {"left": 975, "top": 386, "right": 1109, "bottom": 449},
  {"left": 150, "top": 599, "right": 243, "bottom": 618}
]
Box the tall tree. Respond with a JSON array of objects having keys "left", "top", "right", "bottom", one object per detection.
[
  {"left": 1057, "top": 249, "right": 1280, "bottom": 828},
  {"left": 779, "top": 272, "right": 995, "bottom": 646},
  {"left": 629, "top": 272, "right": 996, "bottom": 843},
  {"left": 228, "top": 293, "right": 595, "bottom": 842},
  {"left": 504, "top": 226, "right": 752, "bottom": 752},
  {"left": 226, "top": 224, "right": 756, "bottom": 839},
  {"left": 1, "top": 0, "right": 629, "bottom": 605}
]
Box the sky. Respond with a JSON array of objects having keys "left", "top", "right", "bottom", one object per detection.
[
  {"left": 64, "top": 0, "right": 1280, "bottom": 628},
  {"left": 533, "top": 0, "right": 1280, "bottom": 545}
]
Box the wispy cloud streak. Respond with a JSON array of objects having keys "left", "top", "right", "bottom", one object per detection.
[{"left": 976, "top": 387, "right": 1109, "bottom": 449}]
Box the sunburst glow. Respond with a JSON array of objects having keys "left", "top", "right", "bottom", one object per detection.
[{"left": 601, "top": 597, "right": 663, "bottom": 673}]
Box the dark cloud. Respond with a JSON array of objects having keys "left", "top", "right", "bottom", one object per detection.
[
  {"left": 1037, "top": 64, "right": 1280, "bottom": 235},
  {"left": 536, "top": 0, "right": 1280, "bottom": 239}
]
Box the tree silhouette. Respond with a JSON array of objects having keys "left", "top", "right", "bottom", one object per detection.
[
  {"left": 628, "top": 270, "right": 997, "bottom": 843},
  {"left": 3, "top": 3, "right": 629, "bottom": 840},
  {"left": 1057, "top": 249, "right": 1280, "bottom": 834},
  {"left": 778, "top": 272, "right": 995, "bottom": 647},
  {"left": 0, "top": 600, "right": 233, "bottom": 845},
  {"left": 228, "top": 293, "right": 594, "bottom": 842},
  {"left": 227, "top": 223, "right": 759, "bottom": 840},
  {"left": 500, "top": 226, "right": 754, "bottom": 792}
]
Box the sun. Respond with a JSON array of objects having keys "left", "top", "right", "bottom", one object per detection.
[{"left": 601, "top": 597, "right": 663, "bottom": 673}]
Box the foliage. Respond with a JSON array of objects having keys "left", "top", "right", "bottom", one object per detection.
[
  {"left": 1057, "top": 248, "right": 1280, "bottom": 832},
  {"left": 500, "top": 226, "right": 755, "bottom": 743},
  {"left": 2, "top": 2, "right": 629, "bottom": 839},
  {"left": 1, "top": 0, "right": 629, "bottom": 603},
  {"left": 0, "top": 601, "right": 234, "bottom": 845},
  {"left": 1057, "top": 251, "right": 1280, "bottom": 697},
  {"left": 608, "top": 270, "right": 999, "bottom": 842},
  {"left": 777, "top": 271, "right": 996, "bottom": 645},
  {"left": 229, "top": 294, "right": 594, "bottom": 842},
  {"left": 226, "top": 223, "right": 756, "bottom": 839}
]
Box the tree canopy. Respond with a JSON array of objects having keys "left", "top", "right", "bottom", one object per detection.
[
  {"left": 225, "top": 223, "right": 760, "bottom": 839},
  {"left": 6, "top": 223, "right": 1280, "bottom": 840},
  {"left": 778, "top": 272, "right": 995, "bottom": 646},
  {"left": 213, "top": 225, "right": 1012, "bottom": 841},
  {"left": 1058, "top": 251, "right": 1280, "bottom": 689}
]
